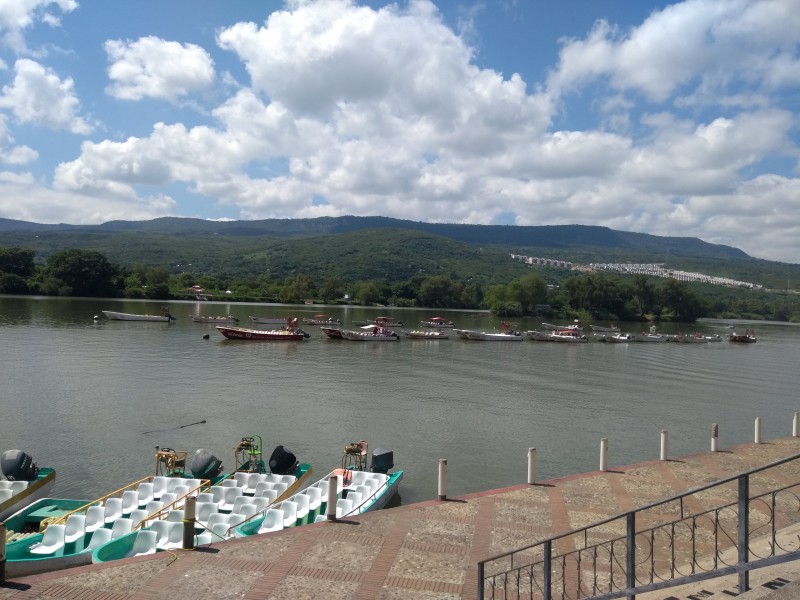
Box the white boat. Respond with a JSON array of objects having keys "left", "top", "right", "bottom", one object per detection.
[
  {"left": 526, "top": 330, "right": 588, "bottom": 343},
  {"left": 465, "top": 323, "right": 523, "bottom": 341},
  {"left": 606, "top": 333, "right": 635, "bottom": 343},
  {"left": 542, "top": 320, "right": 583, "bottom": 331},
  {"left": 419, "top": 317, "right": 455, "bottom": 328},
  {"left": 302, "top": 314, "right": 342, "bottom": 326},
  {"left": 633, "top": 326, "right": 667, "bottom": 342},
  {"left": 672, "top": 332, "right": 710, "bottom": 344},
  {"left": 0, "top": 450, "right": 56, "bottom": 522},
  {"left": 352, "top": 317, "right": 403, "bottom": 327},
  {"left": 102, "top": 310, "right": 174, "bottom": 322},
  {"left": 404, "top": 330, "right": 449, "bottom": 340},
  {"left": 340, "top": 323, "right": 399, "bottom": 341},
  {"left": 589, "top": 324, "right": 619, "bottom": 333},
  {"left": 249, "top": 316, "right": 294, "bottom": 325},
  {"left": 453, "top": 329, "right": 476, "bottom": 339}
]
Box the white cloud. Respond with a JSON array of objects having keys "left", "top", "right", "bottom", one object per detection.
[
  {"left": 105, "top": 36, "right": 216, "bottom": 102},
  {"left": 0, "top": 0, "right": 77, "bottom": 52},
  {"left": 0, "top": 58, "right": 91, "bottom": 133}
]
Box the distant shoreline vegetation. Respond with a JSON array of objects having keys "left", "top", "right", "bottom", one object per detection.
[{"left": 1, "top": 246, "right": 797, "bottom": 323}]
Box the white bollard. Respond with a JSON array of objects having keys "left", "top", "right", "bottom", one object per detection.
[
  {"left": 793, "top": 413, "right": 799, "bottom": 437},
  {"left": 527, "top": 448, "right": 536, "bottom": 485},
  {"left": 711, "top": 423, "right": 719, "bottom": 452},
  {"left": 438, "top": 459, "right": 448, "bottom": 501},
  {"left": 326, "top": 474, "right": 338, "bottom": 521},
  {"left": 600, "top": 438, "right": 608, "bottom": 472},
  {"left": 660, "top": 430, "right": 668, "bottom": 461},
  {"left": 755, "top": 416, "right": 762, "bottom": 444}
]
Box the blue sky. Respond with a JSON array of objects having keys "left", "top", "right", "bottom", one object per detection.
[{"left": 0, "top": 1, "right": 798, "bottom": 262}]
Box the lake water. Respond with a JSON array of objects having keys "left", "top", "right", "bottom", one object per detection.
[{"left": 2, "top": 296, "right": 798, "bottom": 506}]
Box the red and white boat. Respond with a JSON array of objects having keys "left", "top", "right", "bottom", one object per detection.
[
  {"left": 216, "top": 318, "right": 309, "bottom": 341},
  {"left": 340, "top": 320, "right": 399, "bottom": 341}
]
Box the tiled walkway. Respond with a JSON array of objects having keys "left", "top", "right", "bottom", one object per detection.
[{"left": 3, "top": 437, "right": 800, "bottom": 600}]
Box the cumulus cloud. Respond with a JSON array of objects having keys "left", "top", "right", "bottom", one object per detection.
[
  {"left": 105, "top": 36, "right": 216, "bottom": 102},
  {"left": 0, "top": 58, "right": 91, "bottom": 133},
  {"left": 0, "top": 0, "right": 77, "bottom": 52}
]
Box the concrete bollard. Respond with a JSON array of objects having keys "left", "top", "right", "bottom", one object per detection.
[
  {"left": 182, "top": 495, "right": 196, "bottom": 550},
  {"left": 755, "top": 416, "right": 762, "bottom": 444},
  {"left": 711, "top": 423, "right": 719, "bottom": 452},
  {"left": 660, "top": 430, "right": 668, "bottom": 461},
  {"left": 438, "top": 459, "right": 448, "bottom": 501},
  {"left": 794, "top": 413, "right": 799, "bottom": 437},
  {"left": 600, "top": 438, "right": 608, "bottom": 472},
  {"left": 527, "top": 448, "right": 536, "bottom": 485},
  {"left": 326, "top": 474, "right": 338, "bottom": 521},
  {"left": 0, "top": 521, "right": 5, "bottom": 583}
]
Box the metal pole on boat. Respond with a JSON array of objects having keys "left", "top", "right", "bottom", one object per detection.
[
  {"left": 326, "top": 474, "right": 338, "bottom": 521},
  {"left": 660, "top": 430, "right": 669, "bottom": 461},
  {"left": 599, "top": 438, "right": 608, "bottom": 472},
  {"left": 793, "top": 413, "right": 799, "bottom": 437},
  {"left": 711, "top": 423, "right": 719, "bottom": 452},
  {"left": 183, "top": 496, "right": 196, "bottom": 550},
  {"left": 527, "top": 448, "right": 536, "bottom": 485},
  {"left": 755, "top": 417, "right": 762, "bottom": 444},
  {"left": 438, "top": 459, "right": 448, "bottom": 501},
  {"left": 0, "top": 521, "right": 6, "bottom": 583}
]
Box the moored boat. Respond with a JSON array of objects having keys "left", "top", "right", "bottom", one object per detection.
[
  {"left": 606, "top": 333, "right": 635, "bottom": 343},
  {"left": 728, "top": 329, "right": 757, "bottom": 343},
  {"left": 102, "top": 309, "right": 174, "bottom": 322},
  {"left": 404, "top": 330, "right": 449, "bottom": 340},
  {"left": 589, "top": 323, "right": 619, "bottom": 333},
  {"left": 526, "top": 329, "right": 588, "bottom": 342},
  {"left": 191, "top": 315, "right": 238, "bottom": 323},
  {"left": 465, "top": 323, "right": 523, "bottom": 341},
  {"left": 0, "top": 450, "right": 56, "bottom": 522},
  {"left": 340, "top": 321, "right": 399, "bottom": 341},
  {"left": 633, "top": 326, "right": 667, "bottom": 342},
  {"left": 420, "top": 317, "right": 455, "bottom": 328},
  {"left": 320, "top": 327, "right": 343, "bottom": 339},
  {"left": 249, "top": 316, "right": 294, "bottom": 325},
  {"left": 302, "top": 314, "right": 342, "bottom": 326},
  {"left": 216, "top": 319, "right": 309, "bottom": 341},
  {"left": 542, "top": 320, "right": 583, "bottom": 331}
]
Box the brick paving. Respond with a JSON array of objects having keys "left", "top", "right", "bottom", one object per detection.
[{"left": 3, "top": 437, "right": 800, "bottom": 600}]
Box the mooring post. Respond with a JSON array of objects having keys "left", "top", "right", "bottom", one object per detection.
[
  {"left": 660, "top": 429, "right": 669, "bottom": 461},
  {"left": 793, "top": 412, "right": 799, "bottom": 437},
  {"left": 600, "top": 438, "right": 608, "bottom": 472},
  {"left": 527, "top": 448, "right": 536, "bottom": 485},
  {"left": 438, "top": 458, "right": 448, "bottom": 501},
  {"left": 0, "top": 521, "right": 6, "bottom": 583},
  {"left": 755, "top": 416, "right": 762, "bottom": 444},
  {"left": 326, "top": 474, "right": 338, "bottom": 521},
  {"left": 711, "top": 423, "right": 719, "bottom": 452},
  {"left": 182, "top": 495, "right": 196, "bottom": 550}
]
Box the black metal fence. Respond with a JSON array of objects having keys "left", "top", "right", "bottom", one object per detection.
[{"left": 478, "top": 451, "right": 800, "bottom": 600}]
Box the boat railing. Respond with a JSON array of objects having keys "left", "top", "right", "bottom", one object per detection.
[
  {"left": 135, "top": 479, "right": 211, "bottom": 528},
  {"left": 477, "top": 450, "right": 800, "bottom": 600},
  {"left": 46, "top": 475, "right": 155, "bottom": 527}
]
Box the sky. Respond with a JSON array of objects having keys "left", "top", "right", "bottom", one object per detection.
[{"left": 0, "top": 1, "right": 798, "bottom": 263}]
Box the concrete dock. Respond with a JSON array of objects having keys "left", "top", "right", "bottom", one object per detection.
[{"left": 3, "top": 436, "right": 800, "bottom": 600}]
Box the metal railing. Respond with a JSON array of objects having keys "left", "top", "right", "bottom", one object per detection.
[{"left": 478, "top": 451, "right": 800, "bottom": 599}]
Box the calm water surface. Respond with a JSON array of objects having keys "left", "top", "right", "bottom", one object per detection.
[{"left": 2, "top": 296, "right": 799, "bottom": 505}]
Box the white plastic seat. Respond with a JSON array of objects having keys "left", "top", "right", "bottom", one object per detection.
[
  {"left": 277, "top": 474, "right": 296, "bottom": 485},
  {"left": 316, "top": 479, "right": 330, "bottom": 498},
  {"left": 196, "top": 492, "right": 214, "bottom": 504},
  {"left": 0, "top": 481, "right": 11, "bottom": 489},
  {"left": 136, "top": 482, "right": 155, "bottom": 506},
  {"left": 204, "top": 512, "right": 229, "bottom": 532},
  {"left": 305, "top": 486, "right": 322, "bottom": 519},
  {"left": 225, "top": 512, "right": 246, "bottom": 529},
  {"left": 219, "top": 486, "right": 243, "bottom": 512},
  {"left": 314, "top": 514, "right": 327, "bottom": 523},
  {"left": 171, "top": 485, "right": 190, "bottom": 507},
  {"left": 233, "top": 472, "right": 249, "bottom": 487},
  {"left": 121, "top": 490, "right": 139, "bottom": 514},
  {"left": 279, "top": 501, "right": 297, "bottom": 528},
  {"left": 103, "top": 497, "right": 124, "bottom": 524},
  {"left": 210, "top": 520, "right": 232, "bottom": 540},
  {"left": 165, "top": 477, "right": 185, "bottom": 495},
  {"left": 345, "top": 492, "right": 362, "bottom": 513},
  {"left": 349, "top": 470, "right": 369, "bottom": 487},
  {"left": 30, "top": 524, "right": 66, "bottom": 555},
  {"left": 0, "top": 489, "right": 12, "bottom": 502},
  {"left": 354, "top": 485, "right": 373, "bottom": 505},
  {"left": 293, "top": 494, "right": 310, "bottom": 525},
  {"left": 129, "top": 509, "right": 149, "bottom": 528},
  {"left": 126, "top": 530, "right": 158, "bottom": 557},
  {"left": 256, "top": 488, "right": 278, "bottom": 504},
  {"left": 166, "top": 509, "right": 184, "bottom": 522},
  {"left": 183, "top": 478, "right": 202, "bottom": 491},
  {"left": 64, "top": 514, "right": 86, "bottom": 545},
  {"left": 143, "top": 500, "right": 163, "bottom": 516},
  {"left": 221, "top": 478, "right": 239, "bottom": 487},
  {"left": 210, "top": 486, "right": 226, "bottom": 507},
  {"left": 9, "top": 480, "right": 28, "bottom": 494},
  {"left": 161, "top": 521, "right": 184, "bottom": 550},
  {"left": 257, "top": 509, "right": 284, "bottom": 534},
  {"left": 84, "top": 505, "right": 105, "bottom": 532},
  {"left": 271, "top": 482, "right": 288, "bottom": 497},
  {"left": 158, "top": 493, "right": 177, "bottom": 508},
  {"left": 195, "top": 501, "right": 218, "bottom": 528},
  {"left": 238, "top": 504, "right": 258, "bottom": 520},
  {"left": 83, "top": 527, "right": 112, "bottom": 553},
  {"left": 151, "top": 476, "right": 169, "bottom": 499},
  {"left": 244, "top": 473, "right": 266, "bottom": 494},
  {"left": 251, "top": 496, "right": 271, "bottom": 512},
  {"left": 232, "top": 495, "right": 254, "bottom": 514},
  {"left": 363, "top": 476, "right": 382, "bottom": 495},
  {"left": 335, "top": 498, "right": 354, "bottom": 519},
  {"left": 110, "top": 518, "right": 133, "bottom": 539},
  {"left": 194, "top": 531, "right": 213, "bottom": 546}
]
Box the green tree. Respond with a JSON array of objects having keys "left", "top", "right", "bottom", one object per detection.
[
  {"left": 353, "top": 280, "right": 381, "bottom": 305},
  {"left": 0, "top": 247, "right": 35, "bottom": 277},
  {"left": 507, "top": 273, "right": 548, "bottom": 314},
  {"left": 631, "top": 274, "right": 655, "bottom": 316},
  {"left": 42, "top": 249, "right": 119, "bottom": 297},
  {"left": 0, "top": 272, "right": 29, "bottom": 294},
  {"left": 318, "top": 277, "right": 345, "bottom": 302},
  {"left": 419, "top": 275, "right": 463, "bottom": 308},
  {"left": 658, "top": 279, "right": 706, "bottom": 321}
]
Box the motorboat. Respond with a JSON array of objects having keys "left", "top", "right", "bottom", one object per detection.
[
  {"left": 216, "top": 319, "right": 309, "bottom": 341},
  {"left": 102, "top": 309, "right": 174, "bottom": 322},
  {"left": 729, "top": 329, "right": 757, "bottom": 343},
  {"left": 606, "top": 333, "right": 635, "bottom": 343},
  {"left": 526, "top": 329, "right": 588, "bottom": 343},
  {"left": 465, "top": 323, "right": 523, "bottom": 341},
  {"left": 339, "top": 322, "right": 399, "bottom": 341},
  {"left": 191, "top": 315, "right": 238, "bottom": 323},
  {"left": 302, "top": 314, "right": 342, "bottom": 326},
  {"left": 404, "top": 330, "right": 449, "bottom": 340},
  {"left": 633, "top": 326, "right": 667, "bottom": 342},
  {"left": 0, "top": 450, "right": 56, "bottom": 522},
  {"left": 249, "top": 316, "right": 294, "bottom": 325},
  {"left": 320, "top": 327, "right": 344, "bottom": 339},
  {"left": 589, "top": 324, "right": 619, "bottom": 333},
  {"left": 419, "top": 317, "right": 455, "bottom": 328},
  {"left": 542, "top": 320, "right": 583, "bottom": 331}
]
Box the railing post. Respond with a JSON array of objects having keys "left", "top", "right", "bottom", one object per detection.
[
  {"left": 738, "top": 474, "right": 750, "bottom": 593},
  {"left": 793, "top": 412, "right": 799, "bottom": 437},
  {"left": 543, "top": 539, "right": 552, "bottom": 600},
  {"left": 600, "top": 438, "right": 608, "bottom": 472},
  {"left": 326, "top": 474, "right": 338, "bottom": 521},
  {"left": 660, "top": 430, "right": 668, "bottom": 461},
  {"left": 754, "top": 417, "right": 762, "bottom": 444},
  {"left": 711, "top": 423, "right": 719, "bottom": 452},
  {"left": 0, "top": 521, "right": 6, "bottom": 584},
  {"left": 438, "top": 459, "right": 448, "bottom": 501},
  {"left": 627, "top": 512, "right": 636, "bottom": 600},
  {"left": 477, "top": 560, "right": 485, "bottom": 600},
  {"left": 528, "top": 448, "right": 536, "bottom": 485},
  {"left": 182, "top": 495, "right": 196, "bottom": 550}
]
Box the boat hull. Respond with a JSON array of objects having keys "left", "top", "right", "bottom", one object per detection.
[
  {"left": 405, "top": 331, "right": 449, "bottom": 339},
  {"left": 102, "top": 311, "right": 172, "bottom": 322},
  {"left": 216, "top": 326, "right": 307, "bottom": 341},
  {"left": 340, "top": 329, "right": 399, "bottom": 341},
  {"left": 249, "top": 316, "right": 293, "bottom": 325},
  {"left": 0, "top": 468, "right": 56, "bottom": 522}
]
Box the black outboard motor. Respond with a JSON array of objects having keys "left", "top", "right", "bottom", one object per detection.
[
  {"left": 1, "top": 449, "right": 39, "bottom": 481},
  {"left": 370, "top": 448, "right": 394, "bottom": 474},
  {"left": 268, "top": 445, "right": 298, "bottom": 475},
  {"left": 189, "top": 449, "right": 224, "bottom": 480}
]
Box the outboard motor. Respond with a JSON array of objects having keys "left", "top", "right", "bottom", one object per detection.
[
  {"left": 268, "top": 445, "right": 298, "bottom": 475},
  {"left": 189, "top": 449, "right": 224, "bottom": 480},
  {"left": 370, "top": 448, "right": 394, "bottom": 474},
  {"left": 1, "top": 450, "right": 39, "bottom": 481}
]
